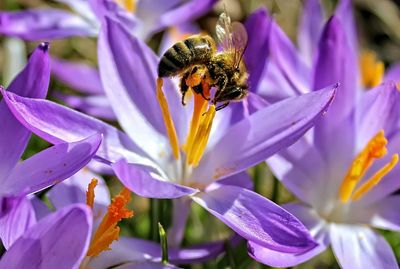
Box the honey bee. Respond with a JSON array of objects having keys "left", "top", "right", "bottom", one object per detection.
[{"left": 158, "top": 12, "right": 248, "bottom": 111}]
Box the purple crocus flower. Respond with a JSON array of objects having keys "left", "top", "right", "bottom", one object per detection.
[
  {"left": 0, "top": 42, "right": 102, "bottom": 249},
  {"left": 246, "top": 1, "right": 400, "bottom": 268},
  {"left": 0, "top": 15, "right": 338, "bottom": 258},
  {"left": 0, "top": 0, "right": 217, "bottom": 41}
]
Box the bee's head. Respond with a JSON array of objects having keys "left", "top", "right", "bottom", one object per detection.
[{"left": 214, "top": 84, "right": 248, "bottom": 103}]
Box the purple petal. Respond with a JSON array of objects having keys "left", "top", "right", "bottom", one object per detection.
[
  {"left": 330, "top": 224, "right": 397, "bottom": 269},
  {"left": 0, "top": 9, "right": 97, "bottom": 40},
  {"left": 367, "top": 195, "right": 400, "bottom": 231},
  {"left": 212, "top": 171, "right": 254, "bottom": 190},
  {"left": 2, "top": 134, "right": 102, "bottom": 196},
  {"left": 267, "top": 137, "right": 327, "bottom": 206},
  {"left": 89, "top": 236, "right": 226, "bottom": 267},
  {"left": 30, "top": 195, "right": 51, "bottom": 220},
  {"left": 0, "top": 43, "right": 50, "bottom": 182},
  {"left": 336, "top": 0, "right": 358, "bottom": 54},
  {"left": 0, "top": 90, "right": 156, "bottom": 166},
  {"left": 47, "top": 169, "right": 110, "bottom": 223},
  {"left": 262, "top": 16, "right": 310, "bottom": 98},
  {"left": 0, "top": 204, "right": 92, "bottom": 269},
  {"left": 192, "top": 185, "right": 317, "bottom": 253},
  {"left": 298, "top": 0, "right": 325, "bottom": 65},
  {"left": 0, "top": 196, "right": 36, "bottom": 249},
  {"left": 248, "top": 202, "right": 330, "bottom": 267},
  {"left": 145, "top": 0, "right": 217, "bottom": 36},
  {"left": 51, "top": 58, "right": 104, "bottom": 95},
  {"left": 312, "top": 16, "right": 358, "bottom": 179},
  {"left": 54, "top": 92, "right": 116, "bottom": 120},
  {"left": 98, "top": 17, "right": 188, "bottom": 157},
  {"left": 356, "top": 82, "right": 400, "bottom": 148},
  {"left": 111, "top": 159, "right": 197, "bottom": 199},
  {"left": 113, "top": 262, "right": 179, "bottom": 269},
  {"left": 192, "top": 85, "right": 337, "bottom": 185},
  {"left": 244, "top": 7, "right": 271, "bottom": 91}
]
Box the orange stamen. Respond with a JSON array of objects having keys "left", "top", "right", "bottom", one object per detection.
[
  {"left": 339, "top": 130, "right": 396, "bottom": 203},
  {"left": 87, "top": 187, "right": 134, "bottom": 257},
  {"left": 352, "top": 154, "right": 399, "bottom": 201},
  {"left": 86, "top": 178, "right": 98, "bottom": 209}
]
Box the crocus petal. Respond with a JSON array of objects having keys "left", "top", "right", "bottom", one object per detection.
[
  {"left": 192, "top": 185, "right": 317, "bottom": 253},
  {"left": 54, "top": 92, "right": 116, "bottom": 120},
  {"left": 112, "top": 159, "right": 198, "bottom": 199},
  {"left": 330, "top": 224, "right": 397, "bottom": 269},
  {"left": 312, "top": 16, "right": 357, "bottom": 153},
  {"left": 0, "top": 42, "right": 50, "bottom": 182},
  {"left": 0, "top": 196, "right": 36, "bottom": 249},
  {"left": 244, "top": 7, "right": 271, "bottom": 91},
  {"left": 113, "top": 262, "right": 179, "bottom": 269},
  {"left": 298, "top": 0, "right": 325, "bottom": 65},
  {"left": 2, "top": 134, "right": 102, "bottom": 196},
  {"left": 356, "top": 82, "right": 400, "bottom": 149},
  {"left": 267, "top": 137, "right": 327, "bottom": 206},
  {"left": 336, "top": 0, "right": 358, "bottom": 54},
  {"left": 89, "top": 236, "right": 225, "bottom": 267},
  {"left": 51, "top": 58, "right": 104, "bottom": 95},
  {"left": 47, "top": 169, "right": 110, "bottom": 222},
  {"left": 0, "top": 90, "right": 158, "bottom": 167},
  {"left": 54, "top": 0, "right": 98, "bottom": 24},
  {"left": 99, "top": 16, "right": 188, "bottom": 159},
  {"left": 312, "top": 16, "right": 358, "bottom": 180},
  {"left": 384, "top": 64, "right": 400, "bottom": 83},
  {"left": 248, "top": 240, "right": 325, "bottom": 268},
  {"left": 248, "top": 201, "right": 330, "bottom": 267},
  {"left": 0, "top": 9, "right": 97, "bottom": 40},
  {"left": 192, "top": 85, "right": 336, "bottom": 185},
  {"left": 261, "top": 16, "right": 310, "bottom": 99},
  {"left": 367, "top": 195, "right": 400, "bottom": 231},
  {"left": 0, "top": 204, "right": 92, "bottom": 269},
  {"left": 212, "top": 171, "right": 254, "bottom": 190},
  {"left": 30, "top": 195, "right": 51, "bottom": 220},
  {"left": 145, "top": 0, "right": 217, "bottom": 37}
]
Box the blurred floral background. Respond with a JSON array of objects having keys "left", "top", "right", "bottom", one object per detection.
[{"left": 1, "top": 0, "right": 400, "bottom": 268}]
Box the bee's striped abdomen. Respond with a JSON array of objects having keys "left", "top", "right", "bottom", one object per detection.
[{"left": 158, "top": 35, "right": 215, "bottom": 77}]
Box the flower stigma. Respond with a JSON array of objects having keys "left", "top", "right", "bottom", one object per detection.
[
  {"left": 85, "top": 179, "right": 134, "bottom": 257},
  {"left": 359, "top": 51, "right": 384, "bottom": 88},
  {"left": 338, "top": 130, "right": 398, "bottom": 203}
]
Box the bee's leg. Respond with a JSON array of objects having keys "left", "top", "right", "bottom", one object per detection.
[
  {"left": 213, "top": 74, "right": 229, "bottom": 101},
  {"left": 180, "top": 71, "right": 190, "bottom": 105},
  {"left": 215, "top": 102, "right": 230, "bottom": 111}
]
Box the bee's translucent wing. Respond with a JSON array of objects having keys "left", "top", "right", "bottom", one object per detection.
[
  {"left": 216, "top": 12, "right": 248, "bottom": 68},
  {"left": 216, "top": 11, "right": 233, "bottom": 51},
  {"left": 231, "top": 21, "right": 248, "bottom": 68}
]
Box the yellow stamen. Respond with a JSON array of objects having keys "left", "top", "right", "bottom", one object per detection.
[
  {"left": 187, "top": 104, "right": 216, "bottom": 167},
  {"left": 116, "top": 0, "right": 136, "bottom": 12},
  {"left": 359, "top": 51, "right": 385, "bottom": 88},
  {"left": 182, "top": 88, "right": 209, "bottom": 154},
  {"left": 87, "top": 187, "right": 134, "bottom": 257},
  {"left": 352, "top": 154, "right": 399, "bottom": 201},
  {"left": 86, "top": 178, "right": 98, "bottom": 209},
  {"left": 156, "top": 77, "right": 180, "bottom": 159},
  {"left": 338, "top": 130, "right": 397, "bottom": 203},
  {"left": 339, "top": 130, "right": 388, "bottom": 202}
]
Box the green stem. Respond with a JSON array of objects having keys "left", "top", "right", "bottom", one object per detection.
[{"left": 271, "top": 176, "right": 279, "bottom": 204}]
